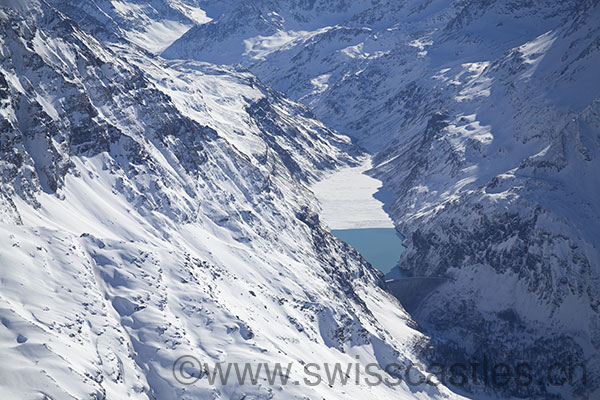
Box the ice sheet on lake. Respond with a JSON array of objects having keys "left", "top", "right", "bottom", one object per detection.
[{"left": 312, "top": 158, "right": 394, "bottom": 230}]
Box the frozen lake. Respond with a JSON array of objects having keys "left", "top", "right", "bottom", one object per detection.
[{"left": 312, "top": 158, "right": 405, "bottom": 274}]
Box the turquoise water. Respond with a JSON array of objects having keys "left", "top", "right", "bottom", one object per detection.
[{"left": 331, "top": 228, "right": 406, "bottom": 274}]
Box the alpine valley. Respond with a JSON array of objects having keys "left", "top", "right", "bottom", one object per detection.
[{"left": 0, "top": 1, "right": 599, "bottom": 399}]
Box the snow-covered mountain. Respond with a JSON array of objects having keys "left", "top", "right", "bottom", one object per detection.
[
  {"left": 0, "top": 1, "right": 466, "bottom": 399},
  {"left": 46, "top": 0, "right": 211, "bottom": 53},
  {"left": 2, "top": 0, "right": 599, "bottom": 399},
  {"left": 164, "top": 0, "right": 600, "bottom": 398}
]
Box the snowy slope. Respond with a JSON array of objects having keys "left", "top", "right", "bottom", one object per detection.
[
  {"left": 371, "top": 7, "right": 600, "bottom": 398},
  {"left": 49, "top": 0, "right": 212, "bottom": 53},
  {"left": 0, "top": 1, "right": 468, "bottom": 399}
]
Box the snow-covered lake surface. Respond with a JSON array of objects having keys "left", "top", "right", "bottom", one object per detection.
[
  {"left": 312, "top": 158, "right": 405, "bottom": 273},
  {"left": 312, "top": 158, "right": 394, "bottom": 230}
]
